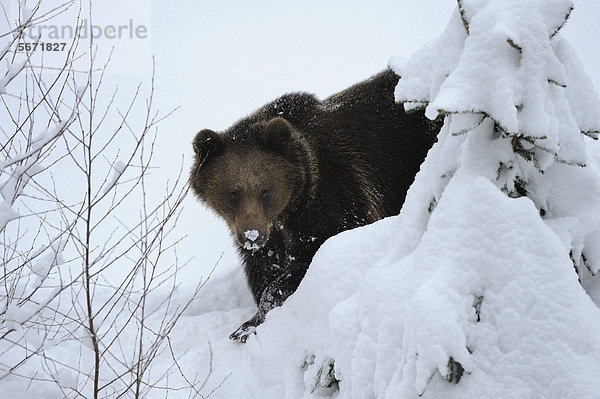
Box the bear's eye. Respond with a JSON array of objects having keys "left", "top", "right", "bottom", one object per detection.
[
  {"left": 229, "top": 191, "right": 240, "bottom": 202},
  {"left": 261, "top": 189, "right": 270, "bottom": 201}
]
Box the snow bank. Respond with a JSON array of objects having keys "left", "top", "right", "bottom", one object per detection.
[{"left": 225, "top": 175, "right": 600, "bottom": 399}]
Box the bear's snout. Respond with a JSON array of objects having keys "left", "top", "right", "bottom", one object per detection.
[{"left": 234, "top": 201, "right": 270, "bottom": 250}]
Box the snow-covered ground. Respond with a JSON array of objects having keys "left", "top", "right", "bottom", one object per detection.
[{"left": 2, "top": 0, "right": 600, "bottom": 398}]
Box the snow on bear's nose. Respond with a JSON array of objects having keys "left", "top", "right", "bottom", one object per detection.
[{"left": 239, "top": 229, "right": 266, "bottom": 250}]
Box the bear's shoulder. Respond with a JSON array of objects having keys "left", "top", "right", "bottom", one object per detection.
[
  {"left": 263, "top": 92, "right": 321, "bottom": 127},
  {"left": 223, "top": 92, "right": 320, "bottom": 145},
  {"left": 322, "top": 69, "right": 400, "bottom": 113}
]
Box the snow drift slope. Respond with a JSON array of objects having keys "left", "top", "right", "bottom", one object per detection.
[{"left": 225, "top": 174, "right": 600, "bottom": 399}]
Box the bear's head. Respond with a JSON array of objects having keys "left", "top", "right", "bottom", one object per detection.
[{"left": 189, "top": 117, "right": 317, "bottom": 250}]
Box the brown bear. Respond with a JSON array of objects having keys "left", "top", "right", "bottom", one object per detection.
[{"left": 189, "top": 69, "right": 440, "bottom": 342}]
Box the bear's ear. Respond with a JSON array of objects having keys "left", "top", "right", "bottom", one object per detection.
[
  {"left": 193, "top": 129, "right": 224, "bottom": 162},
  {"left": 259, "top": 117, "right": 292, "bottom": 153}
]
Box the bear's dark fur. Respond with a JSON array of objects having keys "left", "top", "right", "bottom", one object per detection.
[{"left": 190, "top": 69, "right": 441, "bottom": 342}]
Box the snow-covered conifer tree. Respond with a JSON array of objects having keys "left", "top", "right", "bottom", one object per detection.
[
  {"left": 393, "top": 0, "right": 600, "bottom": 285},
  {"left": 382, "top": 0, "right": 600, "bottom": 396}
]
